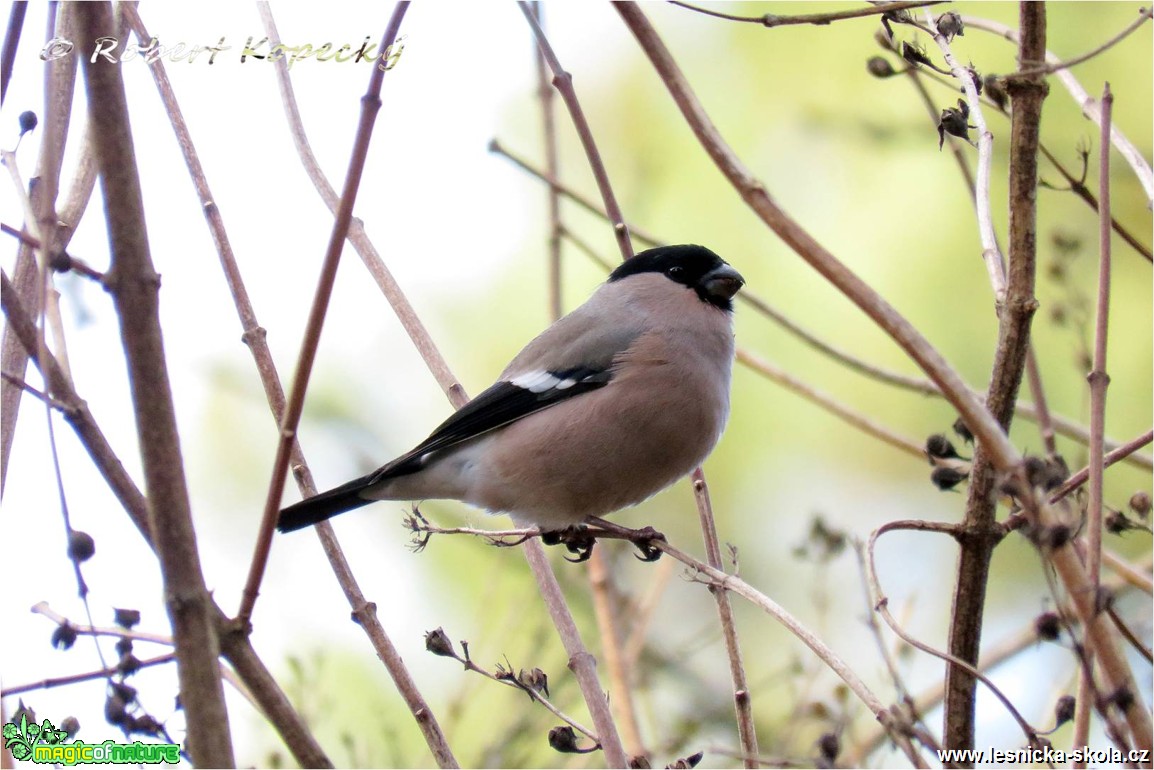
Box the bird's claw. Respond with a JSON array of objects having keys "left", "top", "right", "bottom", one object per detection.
[
  {"left": 542, "top": 526, "right": 597, "bottom": 562},
  {"left": 630, "top": 526, "right": 666, "bottom": 562}
]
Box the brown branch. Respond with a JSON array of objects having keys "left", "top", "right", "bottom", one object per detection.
[
  {"left": 0, "top": 2, "right": 77, "bottom": 490},
  {"left": 888, "top": 28, "right": 1061, "bottom": 461},
  {"left": 77, "top": 4, "right": 233, "bottom": 763},
  {"left": 737, "top": 348, "right": 924, "bottom": 459},
  {"left": 241, "top": 1, "right": 409, "bottom": 623},
  {"left": 409, "top": 516, "right": 930, "bottom": 767},
  {"left": 866, "top": 524, "right": 1044, "bottom": 749},
  {"left": 2, "top": 654, "right": 176, "bottom": 697},
  {"left": 532, "top": 3, "right": 564, "bottom": 322},
  {"left": 632, "top": 4, "right": 1022, "bottom": 471},
  {"left": 668, "top": 0, "right": 943, "bottom": 28},
  {"left": 1086, "top": 82, "right": 1115, "bottom": 600},
  {"left": 1050, "top": 429, "right": 1154, "bottom": 504},
  {"left": 519, "top": 2, "right": 632, "bottom": 261},
  {"left": 1009, "top": 8, "right": 1152, "bottom": 78},
  {"left": 1073, "top": 82, "right": 1116, "bottom": 757},
  {"left": 964, "top": 14, "right": 1153, "bottom": 205},
  {"left": 941, "top": 3, "right": 1048, "bottom": 754},
  {"left": 0, "top": 0, "right": 26, "bottom": 103},
  {"left": 848, "top": 555, "right": 1152, "bottom": 764},
  {"left": 521, "top": 540, "right": 628, "bottom": 766},
  {"left": 903, "top": 60, "right": 1152, "bottom": 262},
  {"left": 691, "top": 470, "right": 760, "bottom": 767}
]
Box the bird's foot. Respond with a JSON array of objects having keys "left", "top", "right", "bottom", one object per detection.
[
  {"left": 541, "top": 525, "right": 597, "bottom": 562},
  {"left": 581, "top": 517, "right": 667, "bottom": 562}
]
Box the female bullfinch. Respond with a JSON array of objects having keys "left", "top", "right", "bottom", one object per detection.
[{"left": 278, "top": 244, "right": 743, "bottom": 533}]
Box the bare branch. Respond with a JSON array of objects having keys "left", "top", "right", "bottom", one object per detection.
[
  {"left": 668, "top": 0, "right": 943, "bottom": 28},
  {"left": 1010, "top": 8, "right": 1152, "bottom": 78},
  {"left": 518, "top": 2, "right": 633, "bottom": 260},
  {"left": 964, "top": 14, "right": 1154, "bottom": 205},
  {"left": 242, "top": 1, "right": 411, "bottom": 625},
  {"left": 1073, "top": 82, "right": 1116, "bottom": 757}
]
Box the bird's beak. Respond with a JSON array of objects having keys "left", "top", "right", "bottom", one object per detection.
[{"left": 701, "top": 264, "right": 745, "bottom": 300}]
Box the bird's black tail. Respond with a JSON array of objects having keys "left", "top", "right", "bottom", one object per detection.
[{"left": 277, "top": 474, "right": 377, "bottom": 533}]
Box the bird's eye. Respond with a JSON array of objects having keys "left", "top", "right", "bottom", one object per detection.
[{"left": 667, "top": 266, "right": 684, "bottom": 278}]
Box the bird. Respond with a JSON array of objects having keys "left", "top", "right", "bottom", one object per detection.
[{"left": 277, "top": 244, "right": 744, "bottom": 535}]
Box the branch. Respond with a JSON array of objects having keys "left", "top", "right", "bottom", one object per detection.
[
  {"left": 668, "top": 0, "right": 943, "bottom": 28},
  {"left": 242, "top": 1, "right": 410, "bottom": 624},
  {"left": 937, "top": 2, "right": 1047, "bottom": 751},
  {"left": 0, "top": 1, "right": 78, "bottom": 490},
  {"left": 518, "top": 2, "right": 632, "bottom": 260},
  {"left": 1010, "top": 8, "right": 1152, "bottom": 78},
  {"left": 866, "top": 523, "right": 1044, "bottom": 749},
  {"left": 77, "top": 4, "right": 233, "bottom": 763},
  {"left": 1073, "top": 83, "right": 1116, "bottom": 756},
  {"left": 409, "top": 516, "right": 931, "bottom": 767},
  {"left": 691, "top": 470, "right": 760, "bottom": 767},
  {"left": 964, "top": 14, "right": 1154, "bottom": 206}
]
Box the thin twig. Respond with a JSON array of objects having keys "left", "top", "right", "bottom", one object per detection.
[
  {"left": 1009, "top": 8, "right": 1152, "bottom": 79},
  {"left": 1074, "top": 82, "right": 1116, "bottom": 757},
  {"left": 532, "top": 3, "right": 564, "bottom": 322},
  {"left": 886, "top": 31, "right": 1062, "bottom": 462},
  {"left": 2, "top": 654, "right": 176, "bottom": 697},
  {"left": 691, "top": 470, "right": 760, "bottom": 767},
  {"left": 0, "top": 0, "right": 27, "bottom": 103},
  {"left": 738, "top": 348, "right": 924, "bottom": 459},
  {"left": 964, "top": 14, "right": 1154, "bottom": 205},
  {"left": 519, "top": 2, "right": 632, "bottom": 261},
  {"left": 866, "top": 523, "right": 1044, "bottom": 748},
  {"left": 430, "top": 633, "right": 599, "bottom": 744},
  {"left": 926, "top": 11, "right": 1007, "bottom": 304},
  {"left": 668, "top": 0, "right": 942, "bottom": 28},
  {"left": 903, "top": 60, "right": 1152, "bottom": 262},
  {"left": 411, "top": 515, "right": 930, "bottom": 767},
  {"left": 1049, "top": 429, "right": 1154, "bottom": 504},
  {"left": 241, "top": 1, "right": 409, "bottom": 623},
  {"left": 1086, "top": 82, "right": 1115, "bottom": 601},
  {"left": 521, "top": 539, "right": 628, "bottom": 766},
  {"left": 846, "top": 553, "right": 1152, "bottom": 765}
]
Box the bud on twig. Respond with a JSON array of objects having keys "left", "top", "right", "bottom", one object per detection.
[{"left": 424, "top": 627, "right": 456, "bottom": 658}]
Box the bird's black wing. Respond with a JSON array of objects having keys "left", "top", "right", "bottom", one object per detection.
[{"left": 371, "top": 365, "right": 613, "bottom": 482}]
